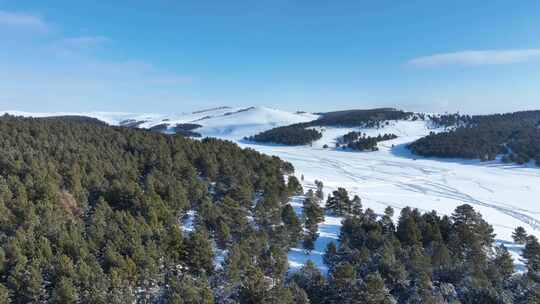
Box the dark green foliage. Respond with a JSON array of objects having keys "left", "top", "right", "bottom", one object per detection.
[
  {"left": 287, "top": 175, "right": 303, "bottom": 195},
  {"left": 302, "top": 193, "right": 324, "bottom": 252},
  {"left": 281, "top": 205, "right": 303, "bottom": 246},
  {"left": 245, "top": 124, "right": 323, "bottom": 146},
  {"left": 314, "top": 180, "right": 324, "bottom": 201},
  {"left": 246, "top": 108, "right": 411, "bottom": 146},
  {"left": 513, "top": 226, "right": 528, "bottom": 244},
  {"left": 149, "top": 123, "right": 169, "bottom": 132},
  {"left": 318, "top": 203, "right": 533, "bottom": 304},
  {"left": 1, "top": 114, "right": 538, "bottom": 303},
  {"left": 288, "top": 261, "right": 326, "bottom": 304},
  {"left": 410, "top": 110, "right": 540, "bottom": 165},
  {"left": 172, "top": 123, "right": 203, "bottom": 137},
  {"left": 523, "top": 236, "right": 540, "bottom": 275},
  {"left": 174, "top": 123, "right": 202, "bottom": 131},
  {"left": 0, "top": 115, "right": 295, "bottom": 303},
  {"left": 314, "top": 108, "right": 413, "bottom": 127},
  {"left": 490, "top": 245, "right": 514, "bottom": 281},
  {"left": 357, "top": 272, "right": 394, "bottom": 304},
  {"left": 325, "top": 188, "right": 351, "bottom": 216},
  {"left": 174, "top": 129, "right": 202, "bottom": 137},
  {"left": 339, "top": 132, "right": 397, "bottom": 152}
]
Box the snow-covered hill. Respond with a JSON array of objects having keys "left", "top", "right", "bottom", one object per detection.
[{"left": 3, "top": 106, "right": 319, "bottom": 140}]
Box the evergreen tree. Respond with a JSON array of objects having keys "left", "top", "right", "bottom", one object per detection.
[
  {"left": 357, "top": 272, "right": 394, "bottom": 304},
  {"left": 396, "top": 208, "right": 422, "bottom": 247},
  {"left": 239, "top": 265, "right": 270, "bottom": 304},
  {"left": 51, "top": 277, "right": 78, "bottom": 304},
  {"left": 323, "top": 242, "right": 339, "bottom": 270},
  {"left": 327, "top": 263, "right": 356, "bottom": 303},
  {"left": 351, "top": 195, "right": 363, "bottom": 218},
  {"left": 289, "top": 261, "right": 326, "bottom": 304},
  {"left": 0, "top": 283, "right": 10, "bottom": 303},
  {"left": 186, "top": 228, "right": 215, "bottom": 275},
  {"left": 325, "top": 188, "right": 351, "bottom": 216},
  {"left": 384, "top": 206, "right": 394, "bottom": 218},
  {"left": 314, "top": 180, "right": 324, "bottom": 201},
  {"left": 288, "top": 282, "right": 310, "bottom": 304},
  {"left": 512, "top": 226, "right": 528, "bottom": 244},
  {"left": 288, "top": 176, "right": 303, "bottom": 195},
  {"left": 523, "top": 236, "right": 540, "bottom": 275},
  {"left": 491, "top": 244, "right": 515, "bottom": 281},
  {"left": 303, "top": 195, "right": 324, "bottom": 252},
  {"left": 282, "top": 204, "right": 303, "bottom": 246}
]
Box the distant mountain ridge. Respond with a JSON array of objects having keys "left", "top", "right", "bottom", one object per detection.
[{"left": 2, "top": 106, "right": 319, "bottom": 140}]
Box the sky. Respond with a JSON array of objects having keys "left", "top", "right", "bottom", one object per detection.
[{"left": 1, "top": 0, "right": 539, "bottom": 114}]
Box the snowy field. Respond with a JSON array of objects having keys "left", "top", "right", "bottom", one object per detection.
[
  {"left": 234, "top": 120, "right": 539, "bottom": 271},
  {"left": 4, "top": 107, "right": 538, "bottom": 270}
]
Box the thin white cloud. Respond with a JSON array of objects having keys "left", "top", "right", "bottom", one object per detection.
[
  {"left": 0, "top": 10, "right": 192, "bottom": 111},
  {"left": 408, "top": 49, "right": 540, "bottom": 67},
  {"left": 0, "top": 10, "right": 49, "bottom": 32},
  {"left": 48, "top": 36, "right": 111, "bottom": 55},
  {"left": 60, "top": 36, "right": 110, "bottom": 48}
]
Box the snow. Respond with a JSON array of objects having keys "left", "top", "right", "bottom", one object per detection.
[
  {"left": 2, "top": 106, "right": 318, "bottom": 139},
  {"left": 235, "top": 119, "right": 540, "bottom": 270},
  {"left": 181, "top": 210, "right": 196, "bottom": 233},
  {"left": 4, "top": 107, "right": 539, "bottom": 271}
]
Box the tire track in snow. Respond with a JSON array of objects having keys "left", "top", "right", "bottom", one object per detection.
[{"left": 307, "top": 151, "right": 540, "bottom": 231}]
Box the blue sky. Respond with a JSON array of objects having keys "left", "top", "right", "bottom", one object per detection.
[{"left": 1, "top": 0, "right": 539, "bottom": 114}]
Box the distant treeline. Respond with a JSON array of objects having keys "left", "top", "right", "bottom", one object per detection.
[
  {"left": 314, "top": 108, "right": 413, "bottom": 127},
  {"left": 248, "top": 108, "right": 411, "bottom": 146},
  {"left": 118, "top": 119, "right": 203, "bottom": 137},
  {"left": 410, "top": 110, "right": 540, "bottom": 165},
  {"left": 338, "top": 132, "right": 398, "bottom": 151},
  {"left": 173, "top": 123, "right": 202, "bottom": 137},
  {"left": 245, "top": 124, "right": 323, "bottom": 145}
]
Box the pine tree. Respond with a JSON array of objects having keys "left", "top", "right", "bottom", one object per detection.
[
  {"left": 512, "top": 226, "right": 528, "bottom": 244},
  {"left": 282, "top": 204, "right": 303, "bottom": 246},
  {"left": 240, "top": 265, "right": 270, "bottom": 304},
  {"left": 186, "top": 228, "right": 215, "bottom": 275},
  {"left": 325, "top": 188, "right": 351, "bottom": 216},
  {"left": 51, "top": 277, "right": 78, "bottom": 304},
  {"left": 491, "top": 244, "right": 515, "bottom": 281},
  {"left": 303, "top": 195, "right": 324, "bottom": 252},
  {"left": 0, "top": 283, "right": 10, "bottom": 303},
  {"left": 166, "top": 275, "right": 214, "bottom": 304},
  {"left": 523, "top": 236, "right": 540, "bottom": 274},
  {"left": 215, "top": 219, "right": 231, "bottom": 250},
  {"left": 396, "top": 208, "right": 422, "bottom": 247},
  {"left": 288, "top": 175, "right": 303, "bottom": 195},
  {"left": 288, "top": 282, "right": 310, "bottom": 304},
  {"left": 315, "top": 180, "right": 324, "bottom": 201},
  {"left": 357, "top": 272, "right": 394, "bottom": 304},
  {"left": 384, "top": 206, "right": 394, "bottom": 218},
  {"left": 303, "top": 196, "right": 324, "bottom": 233},
  {"left": 303, "top": 232, "right": 317, "bottom": 253},
  {"left": 289, "top": 260, "right": 326, "bottom": 304},
  {"left": 351, "top": 195, "right": 363, "bottom": 217},
  {"left": 328, "top": 262, "right": 356, "bottom": 302},
  {"left": 323, "top": 242, "right": 339, "bottom": 270}
]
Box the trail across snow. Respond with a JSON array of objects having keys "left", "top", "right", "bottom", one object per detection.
[{"left": 235, "top": 120, "right": 540, "bottom": 270}]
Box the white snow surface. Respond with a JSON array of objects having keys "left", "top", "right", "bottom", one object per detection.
[
  {"left": 235, "top": 119, "right": 540, "bottom": 270},
  {"left": 3, "top": 106, "right": 318, "bottom": 140},
  {"left": 5, "top": 107, "right": 539, "bottom": 270}
]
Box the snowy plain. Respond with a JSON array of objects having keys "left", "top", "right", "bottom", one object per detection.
[
  {"left": 234, "top": 120, "right": 540, "bottom": 271},
  {"left": 4, "top": 107, "right": 538, "bottom": 270}
]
